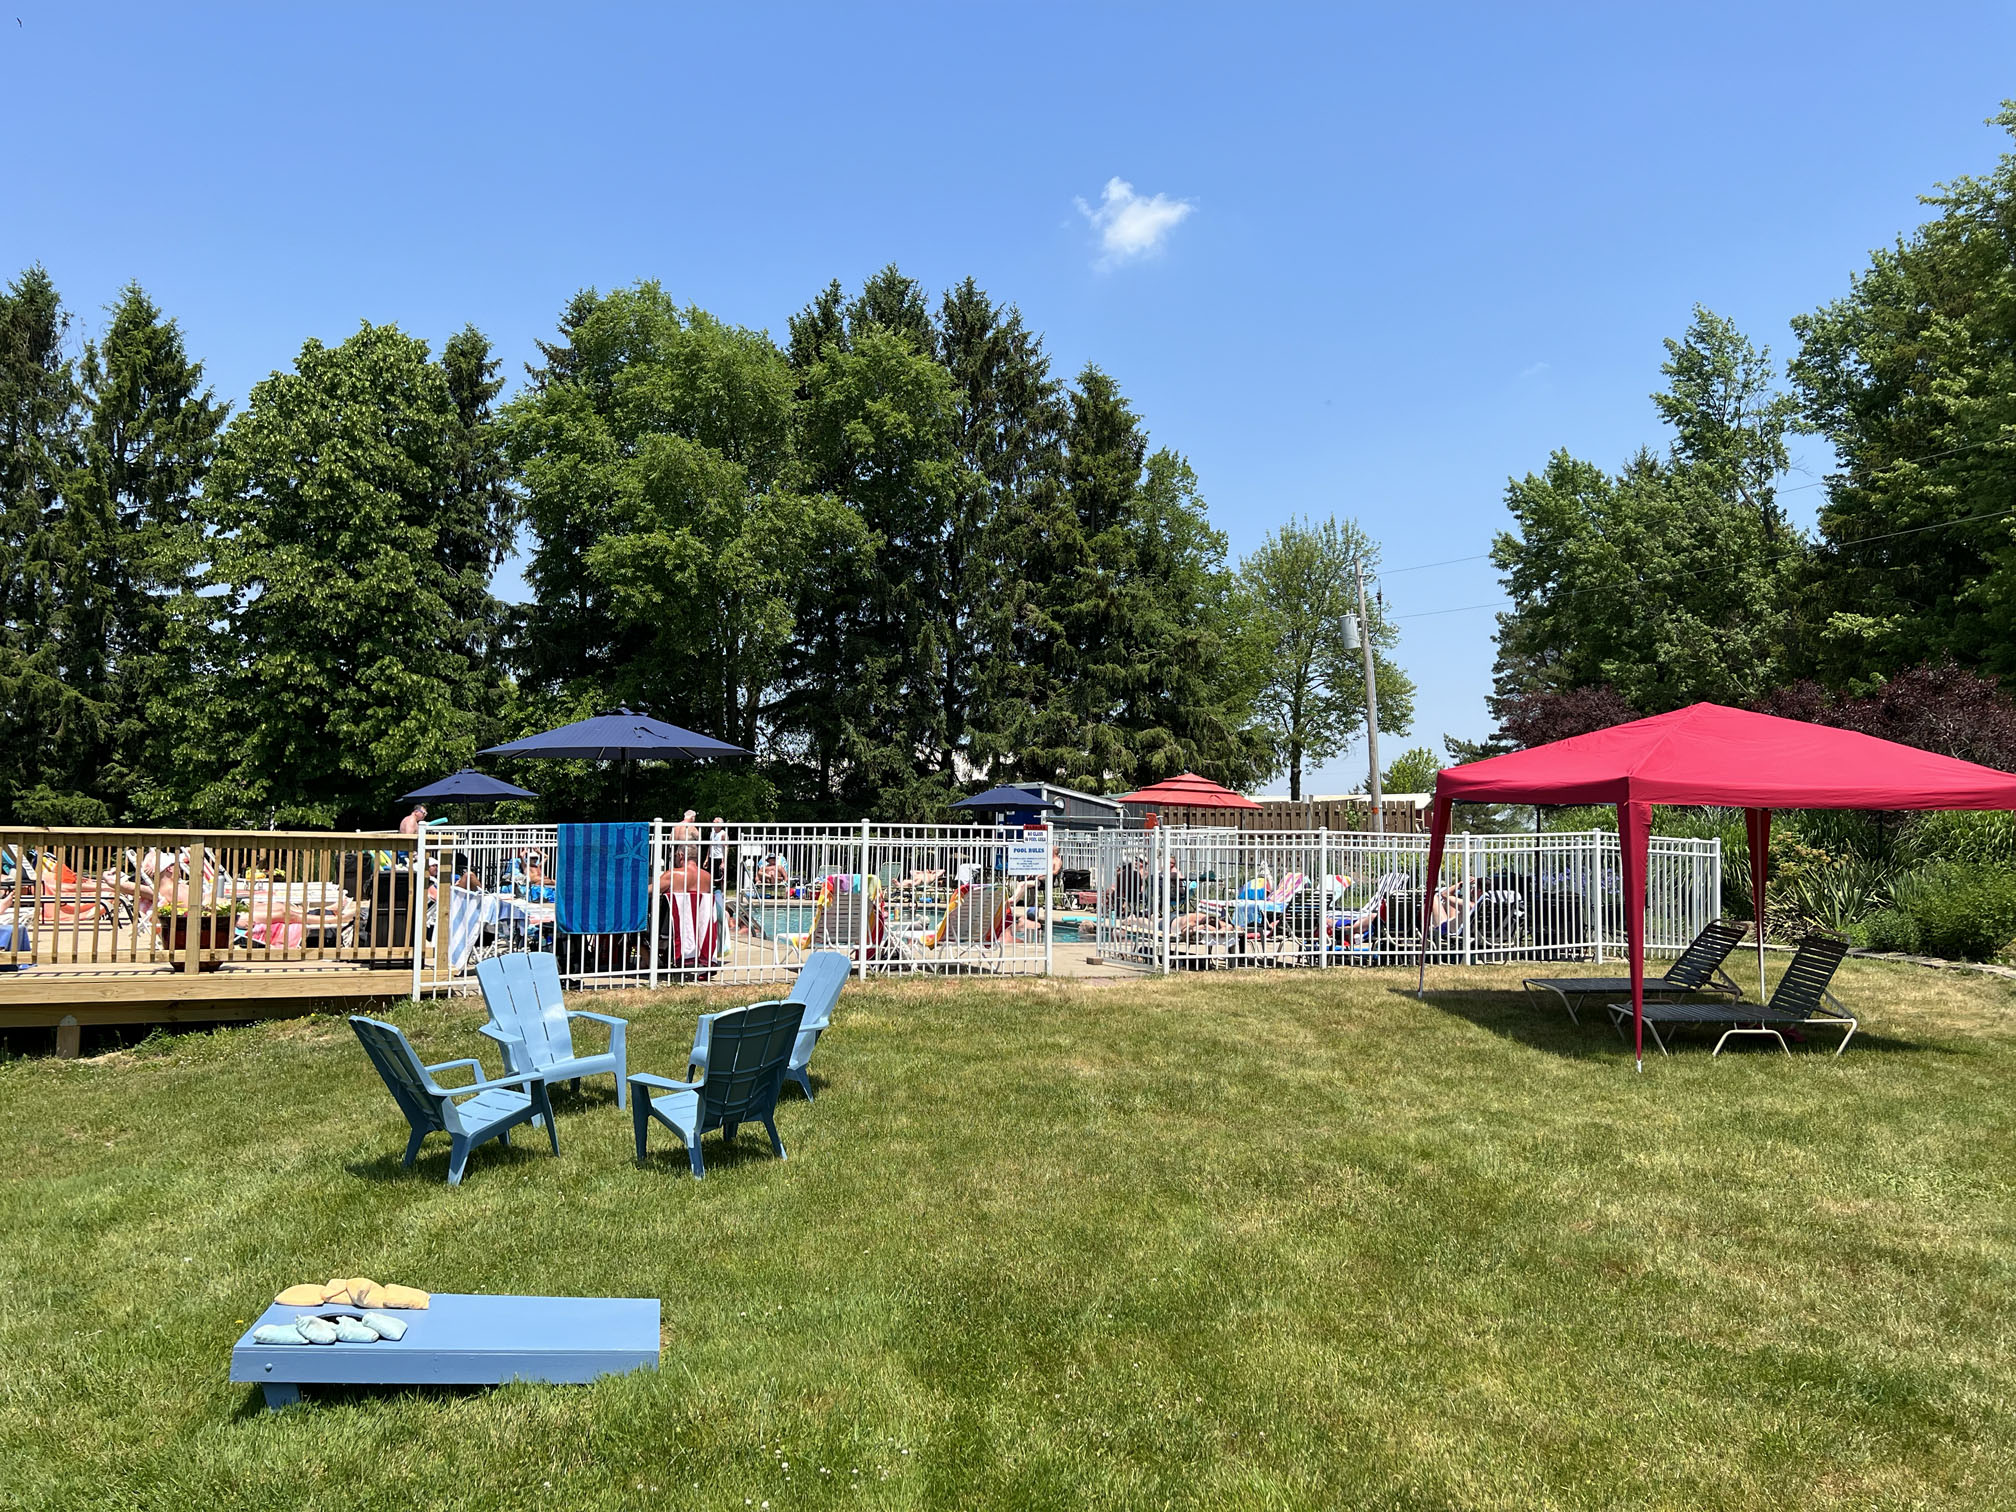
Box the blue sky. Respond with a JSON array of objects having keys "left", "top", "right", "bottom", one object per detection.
[{"left": 8, "top": 2, "right": 2016, "bottom": 793}]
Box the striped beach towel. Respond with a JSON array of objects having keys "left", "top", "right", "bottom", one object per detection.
[{"left": 557, "top": 823, "right": 651, "bottom": 935}]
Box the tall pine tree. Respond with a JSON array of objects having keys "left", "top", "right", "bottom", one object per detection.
[
  {"left": 76, "top": 284, "right": 228, "bottom": 814},
  {"left": 0, "top": 267, "right": 102, "bottom": 822}
]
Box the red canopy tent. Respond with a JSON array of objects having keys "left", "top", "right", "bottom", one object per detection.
[{"left": 1421, "top": 703, "right": 2016, "bottom": 1067}]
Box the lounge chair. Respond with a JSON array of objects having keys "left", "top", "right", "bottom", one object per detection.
[
  {"left": 475, "top": 952, "right": 629, "bottom": 1108},
  {"left": 1202, "top": 872, "right": 1307, "bottom": 932},
  {"left": 628, "top": 999, "right": 807, "bottom": 1178},
  {"left": 787, "top": 874, "right": 885, "bottom": 961},
  {"left": 1286, "top": 871, "right": 1410, "bottom": 961},
  {"left": 349, "top": 1015, "right": 559, "bottom": 1185},
  {"left": 1604, "top": 935, "right": 1857, "bottom": 1056},
  {"left": 893, "top": 883, "right": 1013, "bottom": 962},
  {"left": 1524, "top": 918, "right": 1747, "bottom": 1024},
  {"left": 784, "top": 949, "right": 851, "bottom": 1101}
]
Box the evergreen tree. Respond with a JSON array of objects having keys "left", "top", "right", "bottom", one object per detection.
[
  {"left": 981, "top": 366, "right": 1268, "bottom": 791},
  {"left": 937, "top": 278, "right": 1068, "bottom": 788},
  {"left": 0, "top": 266, "right": 102, "bottom": 822},
  {"left": 76, "top": 284, "right": 227, "bottom": 813},
  {"left": 780, "top": 268, "right": 962, "bottom": 815}
]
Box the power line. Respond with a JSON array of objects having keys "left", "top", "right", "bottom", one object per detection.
[
  {"left": 1380, "top": 551, "right": 1492, "bottom": 575},
  {"left": 1375, "top": 432, "right": 2011, "bottom": 589},
  {"left": 1389, "top": 502, "right": 2016, "bottom": 621}
]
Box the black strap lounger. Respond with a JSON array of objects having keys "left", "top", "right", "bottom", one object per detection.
[
  {"left": 1523, "top": 918, "right": 1748, "bottom": 1024},
  {"left": 1604, "top": 935, "right": 1857, "bottom": 1057}
]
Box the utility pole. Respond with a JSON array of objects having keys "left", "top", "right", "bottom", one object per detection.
[{"left": 1341, "top": 560, "right": 1383, "bottom": 834}]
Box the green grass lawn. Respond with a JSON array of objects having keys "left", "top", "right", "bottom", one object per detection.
[{"left": 6, "top": 959, "right": 2016, "bottom": 1511}]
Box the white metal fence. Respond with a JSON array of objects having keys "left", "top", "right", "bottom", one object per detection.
[
  {"left": 415, "top": 821, "right": 1054, "bottom": 993},
  {"left": 1092, "top": 827, "right": 1720, "bottom": 972},
  {"left": 408, "top": 820, "right": 1718, "bottom": 993}
]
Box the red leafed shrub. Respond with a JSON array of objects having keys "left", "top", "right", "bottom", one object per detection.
[
  {"left": 1495, "top": 685, "right": 1640, "bottom": 750},
  {"left": 1755, "top": 663, "right": 2016, "bottom": 772}
]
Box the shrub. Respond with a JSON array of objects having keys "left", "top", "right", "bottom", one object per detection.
[
  {"left": 9, "top": 785, "right": 113, "bottom": 827},
  {"left": 1858, "top": 907, "right": 1922, "bottom": 954},
  {"left": 1878, "top": 863, "right": 2016, "bottom": 961},
  {"left": 1760, "top": 841, "right": 1900, "bottom": 934},
  {"left": 1907, "top": 810, "right": 2016, "bottom": 869}
]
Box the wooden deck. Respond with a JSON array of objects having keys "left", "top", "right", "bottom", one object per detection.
[
  {"left": 0, "top": 961, "right": 414, "bottom": 1017},
  {"left": 2, "top": 824, "right": 429, "bottom": 1049}
]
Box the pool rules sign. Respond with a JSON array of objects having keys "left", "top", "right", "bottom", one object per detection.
[{"left": 1005, "top": 840, "right": 1048, "bottom": 877}]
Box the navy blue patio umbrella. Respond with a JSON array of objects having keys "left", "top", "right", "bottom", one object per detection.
[
  {"left": 480, "top": 709, "right": 751, "bottom": 763},
  {"left": 401, "top": 769, "right": 540, "bottom": 803},
  {"left": 952, "top": 785, "right": 1063, "bottom": 813},
  {"left": 480, "top": 708, "right": 752, "bottom": 817}
]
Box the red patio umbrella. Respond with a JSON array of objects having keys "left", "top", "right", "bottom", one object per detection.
[
  {"left": 1421, "top": 703, "right": 2016, "bottom": 1068},
  {"left": 1118, "top": 772, "right": 1263, "bottom": 811}
]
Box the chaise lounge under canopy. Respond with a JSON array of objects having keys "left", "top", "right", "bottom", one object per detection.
[{"left": 1419, "top": 703, "right": 2016, "bottom": 1067}]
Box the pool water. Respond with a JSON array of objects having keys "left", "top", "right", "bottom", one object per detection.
[{"left": 738, "top": 902, "right": 816, "bottom": 937}]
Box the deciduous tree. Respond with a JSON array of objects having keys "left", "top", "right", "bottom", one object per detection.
[{"left": 1232, "top": 514, "right": 1413, "bottom": 800}]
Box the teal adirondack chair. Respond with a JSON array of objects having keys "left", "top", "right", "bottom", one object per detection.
[
  {"left": 475, "top": 952, "right": 629, "bottom": 1110},
  {"left": 629, "top": 999, "right": 806, "bottom": 1178},
  {"left": 350, "top": 1015, "right": 559, "bottom": 1186},
  {"left": 784, "top": 949, "right": 850, "bottom": 1102}
]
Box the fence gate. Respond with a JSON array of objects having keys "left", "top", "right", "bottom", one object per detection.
[{"left": 1094, "top": 827, "right": 1161, "bottom": 969}]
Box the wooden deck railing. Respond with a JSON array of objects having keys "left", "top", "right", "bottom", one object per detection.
[{"left": 0, "top": 826, "right": 419, "bottom": 983}]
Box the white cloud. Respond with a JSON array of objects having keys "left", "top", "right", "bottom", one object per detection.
[
  {"left": 1518, "top": 361, "right": 1551, "bottom": 381},
  {"left": 1075, "top": 177, "right": 1194, "bottom": 267}
]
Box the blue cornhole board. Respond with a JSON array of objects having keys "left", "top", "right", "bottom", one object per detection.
[{"left": 230, "top": 1292, "right": 660, "bottom": 1409}]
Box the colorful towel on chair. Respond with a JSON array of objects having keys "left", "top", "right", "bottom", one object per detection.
[
  {"left": 557, "top": 823, "right": 650, "bottom": 935},
  {"left": 665, "top": 890, "right": 718, "bottom": 964}
]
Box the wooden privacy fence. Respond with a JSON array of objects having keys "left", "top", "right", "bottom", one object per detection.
[{"left": 0, "top": 827, "right": 419, "bottom": 1024}]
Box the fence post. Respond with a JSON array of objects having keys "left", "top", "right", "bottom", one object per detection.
[
  {"left": 1317, "top": 827, "right": 1329, "bottom": 970},
  {"left": 1590, "top": 832, "right": 1604, "bottom": 965},
  {"left": 856, "top": 818, "right": 871, "bottom": 980},
  {"left": 409, "top": 828, "right": 424, "bottom": 1000},
  {"left": 1156, "top": 825, "right": 1170, "bottom": 976},
  {"left": 648, "top": 816, "right": 663, "bottom": 989},
  {"left": 1461, "top": 833, "right": 1474, "bottom": 967},
  {"left": 1043, "top": 824, "right": 1054, "bottom": 978},
  {"left": 184, "top": 839, "right": 207, "bottom": 977}
]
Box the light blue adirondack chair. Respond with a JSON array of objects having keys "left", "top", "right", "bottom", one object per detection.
[
  {"left": 349, "top": 1015, "right": 559, "bottom": 1186},
  {"left": 784, "top": 949, "right": 850, "bottom": 1102},
  {"left": 475, "top": 952, "right": 629, "bottom": 1110},
  {"left": 629, "top": 999, "right": 806, "bottom": 1178}
]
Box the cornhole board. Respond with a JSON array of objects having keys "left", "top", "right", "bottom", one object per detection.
[{"left": 231, "top": 1293, "right": 660, "bottom": 1409}]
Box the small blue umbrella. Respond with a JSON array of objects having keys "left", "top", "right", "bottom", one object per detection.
[
  {"left": 401, "top": 769, "right": 540, "bottom": 803},
  {"left": 952, "top": 785, "right": 1063, "bottom": 812}
]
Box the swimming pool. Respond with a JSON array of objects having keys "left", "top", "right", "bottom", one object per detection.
[{"left": 737, "top": 901, "right": 816, "bottom": 938}]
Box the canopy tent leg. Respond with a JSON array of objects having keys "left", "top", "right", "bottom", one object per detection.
[
  {"left": 1418, "top": 795, "right": 1454, "bottom": 997},
  {"left": 1745, "top": 807, "right": 1771, "bottom": 999},
  {"left": 1618, "top": 800, "right": 1650, "bottom": 1072}
]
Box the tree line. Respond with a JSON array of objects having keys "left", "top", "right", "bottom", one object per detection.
[
  {"left": 1481, "top": 106, "right": 2016, "bottom": 774},
  {"left": 0, "top": 264, "right": 1410, "bottom": 829}
]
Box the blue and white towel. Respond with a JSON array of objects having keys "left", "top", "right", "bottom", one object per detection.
[
  {"left": 557, "top": 823, "right": 651, "bottom": 935},
  {"left": 426, "top": 886, "right": 489, "bottom": 974}
]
